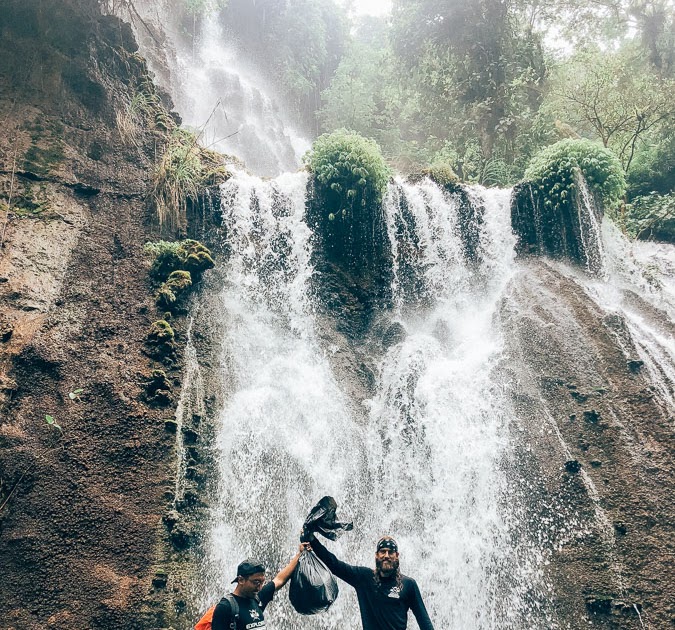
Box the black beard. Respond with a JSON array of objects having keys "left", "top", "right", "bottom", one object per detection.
[{"left": 376, "top": 557, "right": 399, "bottom": 577}]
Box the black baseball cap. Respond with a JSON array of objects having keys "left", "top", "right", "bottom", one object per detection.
[
  {"left": 231, "top": 559, "right": 266, "bottom": 583},
  {"left": 376, "top": 536, "right": 398, "bottom": 553}
]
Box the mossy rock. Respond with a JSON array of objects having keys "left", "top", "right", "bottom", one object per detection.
[
  {"left": 147, "top": 320, "right": 174, "bottom": 343},
  {"left": 408, "top": 162, "right": 459, "bottom": 188},
  {"left": 144, "top": 239, "right": 215, "bottom": 280},
  {"left": 156, "top": 270, "right": 192, "bottom": 310},
  {"left": 156, "top": 286, "right": 177, "bottom": 311},
  {"left": 179, "top": 240, "right": 215, "bottom": 277}
]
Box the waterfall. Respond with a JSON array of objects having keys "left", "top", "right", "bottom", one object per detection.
[
  {"left": 171, "top": 19, "right": 310, "bottom": 176},
  {"left": 118, "top": 4, "right": 310, "bottom": 176},
  {"left": 371, "top": 180, "right": 555, "bottom": 628},
  {"left": 578, "top": 220, "right": 675, "bottom": 411},
  {"left": 196, "top": 175, "right": 559, "bottom": 629},
  {"left": 198, "top": 170, "right": 367, "bottom": 627}
]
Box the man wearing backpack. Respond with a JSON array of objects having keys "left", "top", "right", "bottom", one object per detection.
[{"left": 208, "top": 543, "right": 310, "bottom": 630}]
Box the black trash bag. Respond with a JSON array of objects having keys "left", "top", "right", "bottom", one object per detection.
[
  {"left": 301, "top": 496, "right": 353, "bottom": 542},
  {"left": 289, "top": 550, "right": 339, "bottom": 615}
]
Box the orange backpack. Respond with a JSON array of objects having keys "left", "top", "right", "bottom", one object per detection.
[
  {"left": 195, "top": 595, "right": 239, "bottom": 630},
  {"left": 194, "top": 605, "right": 215, "bottom": 630}
]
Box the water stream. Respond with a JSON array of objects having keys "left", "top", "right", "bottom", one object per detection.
[
  {"left": 194, "top": 176, "right": 559, "bottom": 629},
  {"left": 143, "top": 9, "right": 675, "bottom": 629}
]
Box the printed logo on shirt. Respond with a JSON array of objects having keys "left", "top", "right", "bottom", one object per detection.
[
  {"left": 249, "top": 609, "right": 260, "bottom": 621},
  {"left": 245, "top": 623, "right": 265, "bottom": 629},
  {"left": 388, "top": 586, "right": 401, "bottom": 599}
]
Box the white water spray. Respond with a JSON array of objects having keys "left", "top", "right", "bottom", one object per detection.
[{"left": 367, "top": 180, "right": 554, "bottom": 628}]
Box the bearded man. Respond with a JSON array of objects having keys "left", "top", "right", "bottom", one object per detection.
[{"left": 307, "top": 535, "right": 434, "bottom": 630}]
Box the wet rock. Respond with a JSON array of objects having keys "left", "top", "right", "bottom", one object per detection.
[
  {"left": 583, "top": 410, "right": 601, "bottom": 425},
  {"left": 511, "top": 181, "right": 604, "bottom": 273},
  {"left": 627, "top": 359, "right": 644, "bottom": 373},
  {"left": 0, "top": 320, "right": 13, "bottom": 342},
  {"left": 185, "top": 465, "right": 206, "bottom": 485},
  {"left": 382, "top": 322, "right": 406, "bottom": 349},
  {"left": 150, "top": 389, "right": 173, "bottom": 407},
  {"left": 145, "top": 370, "right": 173, "bottom": 406},
  {"left": 163, "top": 510, "right": 179, "bottom": 530},
  {"left": 565, "top": 460, "right": 582, "bottom": 473},
  {"left": 186, "top": 447, "right": 202, "bottom": 464},
  {"left": 571, "top": 390, "right": 589, "bottom": 403},
  {"left": 585, "top": 594, "right": 614, "bottom": 615},
  {"left": 169, "top": 522, "right": 192, "bottom": 551},
  {"left": 590, "top": 460, "right": 602, "bottom": 468},
  {"left": 152, "top": 569, "right": 169, "bottom": 588},
  {"left": 181, "top": 428, "right": 200, "bottom": 445}
]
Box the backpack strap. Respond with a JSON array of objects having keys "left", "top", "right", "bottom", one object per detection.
[{"left": 223, "top": 593, "right": 239, "bottom": 630}]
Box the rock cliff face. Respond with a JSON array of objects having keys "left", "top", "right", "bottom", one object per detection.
[
  {"left": 499, "top": 259, "right": 675, "bottom": 628},
  {"left": 0, "top": 2, "right": 188, "bottom": 627}
]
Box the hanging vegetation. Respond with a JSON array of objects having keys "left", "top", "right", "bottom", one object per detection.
[
  {"left": 524, "top": 139, "right": 626, "bottom": 214},
  {"left": 304, "top": 129, "right": 390, "bottom": 214}
]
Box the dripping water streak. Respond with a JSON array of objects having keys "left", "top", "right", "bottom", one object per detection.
[{"left": 173, "top": 315, "right": 205, "bottom": 506}]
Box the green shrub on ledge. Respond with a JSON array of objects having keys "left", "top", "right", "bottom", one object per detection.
[
  {"left": 304, "top": 129, "right": 390, "bottom": 211},
  {"left": 156, "top": 270, "right": 193, "bottom": 310},
  {"left": 525, "top": 139, "right": 626, "bottom": 214},
  {"left": 144, "top": 239, "right": 215, "bottom": 280}
]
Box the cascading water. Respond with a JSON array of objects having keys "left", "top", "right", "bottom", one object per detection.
[
  {"left": 171, "top": 19, "right": 310, "bottom": 177},
  {"left": 368, "top": 180, "right": 555, "bottom": 628},
  {"left": 116, "top": 2, "right": 310, "bottom": 177},
  {"left": 578, "top": 218, "right": 675, "bottom": 411},
  {"left": 195, "top": 175, "right": 559, "bottom": 629},
  {"left": 197, "top": 170, "right": 368, "bottom": 628}
]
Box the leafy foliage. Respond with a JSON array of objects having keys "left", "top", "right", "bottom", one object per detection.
[
  {"left": 157, "top": 270, "right": 193, "bottom": 310},
  {"left": 145, "top": 239, "right": 215, "bottom": 311},
  {"left": 144, "top": 239, "right": 215, "bottom": 277},
  {"left": 624, "top": 193, "right": 675, "bottom": 240},
  {"left": 151, "top": 129, "right": 228, "bottom": 232},
  {"left": 304, "top": 129, "right": 391, "bottom": 209},
  {"left": 387, "top": 0, "right": 547, "bottom": 179},
  {"left": 45, "top": 414, "right": 62, "bottom": 432},
  {"left": 525, "top": 139, "right": 626, "bottom": 213},
  {"left": 627, "top": 133, "right": 675, "bottom": 198},
  {"left": 538, "top": 46, "right": 674, "bottom": 171}
]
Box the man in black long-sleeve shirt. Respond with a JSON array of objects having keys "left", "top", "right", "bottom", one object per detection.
[{"left": 309, "top": 534, "right": 435, "bottom": 630}]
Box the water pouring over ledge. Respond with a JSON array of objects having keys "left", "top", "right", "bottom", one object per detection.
[
  {"left": 134, "top": 8, "right": 675, "bottom": 626},
  {"left": 185, "top": 172, "right": 564, "bottom": 629}
]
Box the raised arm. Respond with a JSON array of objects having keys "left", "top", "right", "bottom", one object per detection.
[
  {"left": 272, "top": 543, "right": 310, "bottom": 590},
  {"left": 307, "top": 535, "right": 364, "bottom": 587},
  {"left": 409, "top": 579, "right": 434, "bottom": 630}
]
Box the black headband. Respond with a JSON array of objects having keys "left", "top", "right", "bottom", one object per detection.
[{"left": 376, "top": 537, "right": 398, "bottom": 553}]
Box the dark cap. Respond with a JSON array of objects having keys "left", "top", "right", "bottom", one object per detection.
[
  {"left": 231, "top": 559, "right": 266, "bottom": 583},
  {"left": 376, "top": 536, "right": 398, "bottom": 553}
]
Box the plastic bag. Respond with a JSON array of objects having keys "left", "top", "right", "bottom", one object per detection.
[
  {"left": 289, "top": 550, "right": 339, "bottom": 615},
  {"left": 301, "top": 496, "right": 353, "bottom": 542}
]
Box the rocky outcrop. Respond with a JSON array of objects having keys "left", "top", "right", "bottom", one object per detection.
[
  {"left": 511, "top": 178, "right": 605, "bottom": 273},
  {"left": 499, "top": 259, "right": 675, "bottom": 629},
  {"left": 0, "top": 2, "right": 200, "bottom": 628}
]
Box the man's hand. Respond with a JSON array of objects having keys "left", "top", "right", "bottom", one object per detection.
[{"left": 272, "top": 543, "right": 311, "bottom": 591}]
